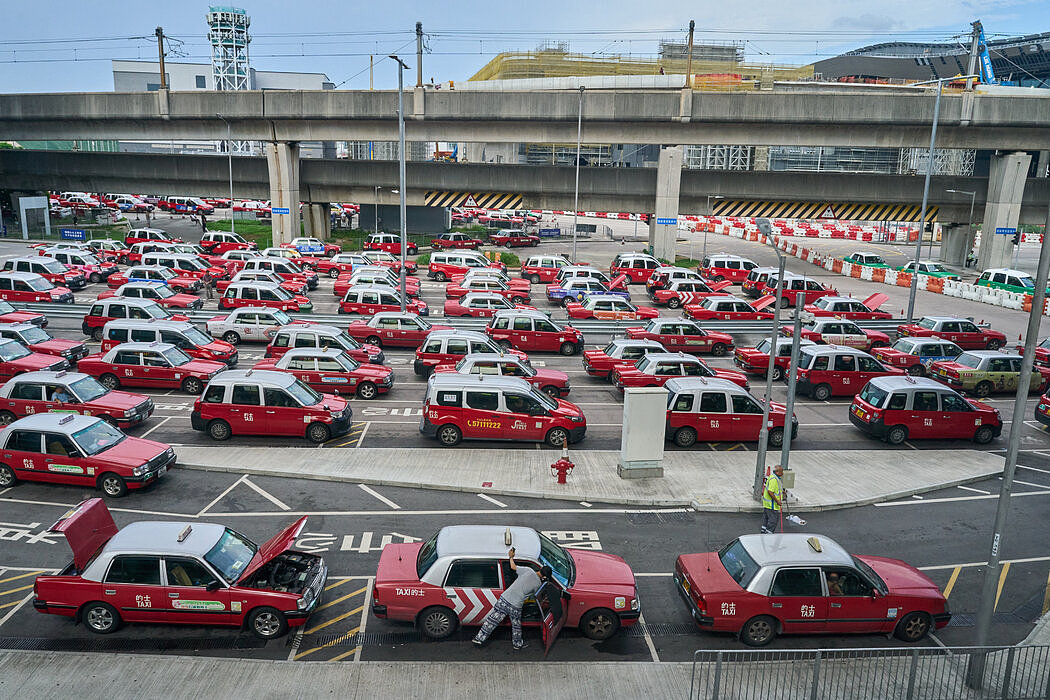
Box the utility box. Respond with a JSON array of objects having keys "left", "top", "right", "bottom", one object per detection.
[
  {"left": 618, "top": 386, "right": 667, "bottom": 479},
  {"left": 781, "top": 469, "right": 795, "bottom": 490}
]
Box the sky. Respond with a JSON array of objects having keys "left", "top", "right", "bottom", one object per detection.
[{"left": 2, "top": 0, "right": 1048, "bottom": 93}]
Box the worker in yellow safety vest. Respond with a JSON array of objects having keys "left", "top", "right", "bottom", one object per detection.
[{"left": 761, "top": 464, "right": 784, "bottom": 534}]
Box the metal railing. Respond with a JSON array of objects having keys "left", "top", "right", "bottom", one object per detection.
[{"left": 689, "top": 645, "right": 1050, "bottom": 700}]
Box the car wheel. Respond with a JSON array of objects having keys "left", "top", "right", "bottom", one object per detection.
[
  {"left": 542, "top": 385, "right": 560, "bottom": 397},
  {"left": 356, "top": 381, "right": 377, "bottom": 400},
  {"left": 89, "top": 273, "right": 100, "bottom": 284},
  {"left": 0, "top": 463, "right": 16, "bottom": 488},
  {"left": 366, "top": 335, "right": 382, "bottom": 347},
  {"left": 740, "top": 615, "right": 777, "bottom": 647},
  {"left": 208, "top": 419, "right": 232, "bottom": 441},
  {"left": 511, "top": 296, "right": 526, "bottom": 304},
  {"left": 886, "top": 425, "right": 908, "bottom": 445},
  {"left": 328, "top": 269, "right": 340, "bottom": 278},
  {"left": 812, "top": 383, "right": 832, "bottom": 401},
  {"left": 667, "top": 298, "right": 682, "bottom": 309},
  {"left": 437, "top": 424, "right": 462, "bottom": 447},
  {"left": 974, "top": 425, "right": 996, "bottom": 444},
  {"left": 181, "top": 377, "right": 204, "bottom": 394},
  {"left": 418, "top": 606, "right": 458, "bottom": 640},
  {"left": 0, "top": 410, "right": 16, "bottom": 426},
  {"left": 560, "top": 342, "right": 578, "bottom": 356},
  {"left": 986, "top": 339, "right": 1003, "bottom": 350},
  {"left": 99, "top": 373, "right": 120, "bottom": 390},
  {"left": 222, "top": 331, "right": 241, "bottom": 345},
  {"left": 545, "top": 427, "right": 570, "bottom": 447},
  {"left": 530, "top": 274, "right": 541, "bottom": 284},
  {"left": 974, "top": 381, "right": 993, "bottom": 398},
  {"left": 894, "top": 612, "right": 932, "bottom": 642},
  {"left": 711, "top": 343, "right": 728, "bottom": 357},
  {"left": 579, "top": 608, "right": 620, "bottom": 640},
  {"left": 92, "top": 327, "right": 105, "bottom": 342},
  {"left": 778, "top": 296, "right": 790, "bottom": 308},
  {"left": 771, "top": 366, "right": 784, "bottom": 381},
  {"left": 248, "top": 607, "right": 288, "bottom": 640},
  {"left": 768, "top": 427, "right": 785, "bottom": 448},
  {"left": 98, "top": 472, "right": 128, "bottom": 498},
  {"left": 436, "top": 272, "right": 447, "bottom": 282},
  {"left": 674, "top": 426, "right": 697, "bottom": 448},
  {"left": 306, "top": 422, "right": 331, "bottom": 444},
  {"left": 81, "top": 602, "right": 121, "bottom": 634},
  {"left": 119, "top": 255, "right": 129, "bottom": 265},
  {"left": 907, "top": 365, "right": 925, "bottom": 377}
]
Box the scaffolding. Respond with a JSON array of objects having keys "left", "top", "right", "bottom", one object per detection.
[
  {"left": 685, "top": 145, "right": 753, "bottom": 170},
  {"left": 207, "top": 6, "right": 252, "bottom": 154}
]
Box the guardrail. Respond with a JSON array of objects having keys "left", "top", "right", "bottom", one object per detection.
[
  {"left": 689, "top": 645, "right": 1049, "bottom": 700},
  {"left": 12, "top": 302, "right": 909, "bottom": 337}
]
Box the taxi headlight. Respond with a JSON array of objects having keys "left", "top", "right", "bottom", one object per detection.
[
  {"left": 297, "top": 595, "right": 310, "bottom": 610},
  {"left": 631, "top": 598, "right": 639, "bottom": 611},
  {"left": 123, "top": 409, "right": 135, "bottom": 418},
  {"left": 570, "top": 415, "right": 584, "bottom": 423},
  {"left": 132, "top": 466, "right": 145, "bottom": 477},
  {"left": 330, "top": 410, "right": 343, "bottom": 418}
]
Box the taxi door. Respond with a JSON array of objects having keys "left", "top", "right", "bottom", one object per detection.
[
  {"left": 536, "top": 579, "right": 570, "bottom": 656},
  {"left": 227, "top": 383, "right": 264, "bottom": 434},
  {"left": 102, "top": 555, "right": 169, "bottom": 623},
  {"left": 501, "top": 392, "right": 546, "bottom": 441},
  {"left": 937, "top": 321, "right": 967, "bottom": 347},
  {"left": 985, "top": 356, "right": 1015, "bottom": 393},
  {"left": 696, "top": 390, "right": 731, "bottom": 440},
  {"left": 837, "top": 323, "right": 870, "bottom": 350},
  {"left": 461, "top": 388, "right": 504, "bottom": 440},
  {"left": 906, "top": 389, "right": 940, "bottom": 438},
  {"left": 680, "top": 325, "right": 714, "bottom": 354},
  {"left": 140, "top": 351, "right": 177, "bottom": 389},
  {"left": 163, "top": 557, "right": 233, "bottom": 625},
  {"left": 766, "top": 567, "right": 828, "bottom": 633},
  {"left": 728, "top": 394, "right": 765, "bottom": 441},
  {"left": 854, "top": 356, "right": 890, "bottom": 395},
  {"left": 941, "top": 392, "right": 982, "bottom": 439},
  {"left": 822, "top": 567, "right": 890, "bottom": 633},
  {"left": 532, "top": 318, "right": 564, "bottom": 352},
  {"left": 443, "top": 559, "right": 501, "bottom": 625}
]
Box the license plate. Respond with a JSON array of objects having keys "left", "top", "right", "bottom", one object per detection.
[
  {"left": 681, "top": 578, "right": 690, "bottom": 594},
  {"left": 852, "top": 406, "right": 864, "bottom": 418}
]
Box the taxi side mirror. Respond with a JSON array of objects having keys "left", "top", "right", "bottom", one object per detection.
[
  {"left": 206, "top": 580, "right": 222, "bottom": 592},
  {"left": 530, "top": 406, "right": 547, "bottom": 416}
]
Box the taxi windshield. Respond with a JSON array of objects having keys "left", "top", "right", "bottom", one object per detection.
[
  {"left": 20, "top": 327, "right": 50, "bottom": 344},
  {"left": 153, "top": 285, "right": 176, "bottom": 298},
  {"left": 538, "top": 533, "right": 575, "bottom": 587},
  {"left": 755, "top": 338, "right": 773, "bottom": 354},
  {"left": 718, "top": 539, "right": 760, "bottom": 588},
  {"left": 0, "top": 342, "right": 30, "bottom": 361},
  {"left": 161, "top": 347, "right": 193, "bottom": 366},
  {"left": 27, "top": 277, "right": 53, "bottom": 291},
  {"left": 271, "top": 310, "right": 292, "bottom": 326},
  {"left": 954, "top": 354, "right": 982, "bottom": 369},
  {"left": 0, "top": 301, "right": 14, "bottom": 313},
  {"left": 230, "top": 233, "right": 247, "bottom": 243},
  {"left": 335, "top": 354, "right": 359, "bottom": 371},
  {"left": 204, "top": 528, "right": 259, "bottom": 584},
  {"left": 152, "top": 268, "right": 175, "bottom": 279},
  {"left": 334, "top": 332, "right": 361, "bottom": 349},
  {"left": 925, "top": 264, "right": 947, "bottom": 273},
  {"left": 852, "top": 556, "right": 888, "bottom": 595},
  {"left": 1016, "top": 276, "right": 1036, "bottom": 288},
  {"left": 183, "top": 327, "right": 212, "bottom": 345},
  {"left": 797, "top": 352, "right": 816, "bottom": 370},
  {"left": 283, "top": 261, "right": 304, "bottom": 274},
  {"left": 72, "top": 420, "right": 126, "bottom": 455},
  {"left": 288, "top": 380, "right": 322, "bottom": 406},
  {"left": 857, "top": 383, "right": 889, "bottom": 407},
  {"left": 892, "top": 339, "right": 917, "bottom": 353},
  {"left": 41, "top": 260, "right": 66, "bottom": 274},
  {"left": 144, "top": 304, "right": 169, "bottom": 319},
  {"left": 532, "top": 388, "right": 557, "bottom": 411},
  {"left": 918, "top": 318, "right": 938, "bottom": 330},
  {"left": 70, "top": 376, "right": 109, "bottom": 402},
  {"left": 79, "top": 254, "right": 102, "bottom": 265},
  {"left": 271, "top": 287, "right": 294, "bottom": 301}
]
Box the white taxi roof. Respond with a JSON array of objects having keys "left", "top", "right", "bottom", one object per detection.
[
  {"left": 369, "top": 311, "right": 417, "bottom": 322},
  {"left": 918, "top": 316, "right": 969, "bottom": 323},
  {"left": 226, "top": 281, "right": 283, "bottom": 291},
  {"left": 705, "top": 254, "right": 751, "bottom": 262},
  {"left": 867, "top": 376, "right": 942, "bottom": 392},
  {"left": 894, "top": 336, "right": 949, "bottom": 346},
  {"left": 648, "top": 317, "right": 699, "bottom": 328},
  {"left": 491, "top": 309, "right": 550, "bottom": 320},
  {"left": 427, "top": 373, "right": 532, "bottom": 393},
  {"left": 739, "top": 534, "right": 854, "bottom": 568},
  {"left": 643, "top": 352, "right": 700, "bottom": 363},
  {"left": 606, "top": 338, "right": 664, "bottom": 350},
  {"left": 800, "top": 344, "right": 872, "bottom": 357},
  {"left": 208, "top": 369, "right": 295, "bottom": 388},
  {"left": 277, "top": 323, "right": 341, "bottom": 336},
  {"left": 960, "top": 350, "right": 1019, "bottom": 360},
  {"left": 346, "top": 284, "right": 402, "bottom": 294},
  {"left": 128, "top": 228, "right": 167, "bottom": 235},
  {"left": 127, "top": 265, "right": 172, "bottom": 274},
  {"left": 460, "top": 292, "right": 508, "bottom": 303},
  {"left": 426, "top": 329, "right": 489, "bottom": 341},
  {"left": 143, "top": 252, "right": 200, "bottom": 261},
  {"left": 983, "top": 268, "right": 1029, "bottom": 276},
  {"left": 96, "top": 297, "right": 166, "bottom": 309},
  {"left": 458, "top": 353, "right": 523, "bottom": 365},
  {"left": 815, "top": 296, "right": 865, "bottom": 305},
  {"left": 6, "top": 370, "right": 89, "bottom": 385},
  {"left": 0, "top": 271, "right": 47, "bottom": 282},
  {"left": 105, "top": 341, "right": 179, "bottom": 354},
  {"left": 278, "top": 348, "right": 344, "bottom": 361},
  {"left": 435, "top": 526, "right": 541, "bottom": 561},
  {"left": 115, "top": 281, "right": 168, "bottom": 291},
  {"left": 2, "top": 412, "right": 103, "bottom": 434},
  {"left": 103, "top": 521, "right": 227, "bottom": 558},
  {"left": 2, "top": 322, "right": 46, "bottom": 334},
  {"left": 654, "top": 266, "right": 697, "bottom": 275},
  {"left": 664, "top": 376, "right": 748, "bottom": 395}
]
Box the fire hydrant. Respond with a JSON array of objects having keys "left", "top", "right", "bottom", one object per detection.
[{"left": 551, "top": 447, "right": 574, "bottom": 484}]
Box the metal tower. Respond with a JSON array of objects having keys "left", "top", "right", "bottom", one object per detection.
[{"left": 207, "top": 6, "right": 252, "bottom": 153}]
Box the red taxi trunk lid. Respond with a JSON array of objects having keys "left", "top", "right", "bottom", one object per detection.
[
  {"left": 752, "top": 294, "right": 777, "bottom": 311},
  {"left": 241, "top": 516, "right": 309, "bottom": 579},
  {"left": 376, "top": 542, "right": 424, "bottom": 583},
  {"left": 677, "top": 552, "right": 742, "bottom": 595},
  {"left": 862, "top": 292, "right": 889, "bottom": 310},
  {"left": 48, "top": 498, "right": 119, "bottom": 570}
]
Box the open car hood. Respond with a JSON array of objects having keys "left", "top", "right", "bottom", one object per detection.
[
  {"left": 240, "top": 516, "right": 308, "bottom": 579},
  {"left": 862, "top": 292, "right": 889, "bottom": 311},
  {"left": 48, "top": 498, "right": 118, "bottom": 570}
]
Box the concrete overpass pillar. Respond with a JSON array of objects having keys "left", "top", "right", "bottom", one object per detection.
[
  {"left": 1037, "top": 151, "right": 1050, "bottom": 178},
  {"left": 976, "top": 151, "right": 1031, "bottom": 271},
  {"left": 938, "top": 224, "right": 976, "bottom": 267},
  {"left": 302, "top": 203, "right": 331, "bottom": 241},
  {"left": 649, "top": 146, "right": 683, "bottom": 262},
  {"left": 265, "top": 141, "right": 300, "bottom": 246}
]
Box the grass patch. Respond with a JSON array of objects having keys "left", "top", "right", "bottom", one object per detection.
[
  {"left": 673, "top": 257, "right": 702, "bottom": 268},
  {"left": 452, "top": 224, "right": 488, "bottom": 234},
  {"left": 207, "top": 219, "right": 273, "bottom": 248}
]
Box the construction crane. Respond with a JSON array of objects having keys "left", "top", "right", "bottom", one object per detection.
[{"left": 970, "top": 21, "right": 999, "bottom": 85}]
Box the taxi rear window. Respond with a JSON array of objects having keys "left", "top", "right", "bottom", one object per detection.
[
  {"left": 718, "top": 539, "right": 759, "bottom": 588},
  {"left": 857, "top": 383, "right": 889, "bottom": 408}
]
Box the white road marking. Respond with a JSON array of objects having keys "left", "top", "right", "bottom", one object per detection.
[
  {"left": 579, "top": 501, "right": 592, "bottom": 508},
  {"left": 903, "top": 441, "right": 919, "bottom": 450},
  {"left": 197, "top": 474, "right": 248, "bottom": 516},
  {"left": 634, "top": 572, "right": 673, "bottom": 577},
  {"left": 0, "top": 488, "right": 10, "bottom": 497},
  {"left": 876, "top": 489, "right": 1050, "bottom": 507},
  {"left": 358, "top": 483, "right": 400, "bottom": 509},
  {"left": 242, "top": 476, "right": 291, "bottom": 511},
  {"left": 0, "top": 593, "right": 35, "bottom": 628},
  {"left": 957, "top": 485, "right": 990, "bottom": 494},
  {"left": 355, "top": 421, "right": 370, "bottom": 448},
  {"left": 639, "top": 612, "right": 661, "bottom": 663},
  {"left": 286, "top": 629, "right": 304, "bottom": 661},
  {"left": 1000, "top": 477, "right": 1050, "bottom": 490},
  {"left": 919, "top": 554, "right": 1050, "bottom": 571},
  {"left": 139, "top": 415, "right": 172, "bottom": 438},
  {"left": 354, "top": 576, "right": 375, "bottom": 662},
  {"left": 0, "top": 565, "right": 59, "bottom": 572},
  {"left": 1019, "top": 464, "right": 1050, "bottom": 475},
  {"left": 477, "top": 493, "right": 508, "bottom": 508}
]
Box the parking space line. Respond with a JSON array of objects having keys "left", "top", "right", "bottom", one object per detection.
[
  {"left": 0, "top": 584, "right": 34, "bottom": 597},
  {"left": 942, "top": 567, "right": 961, "bottom": 598},
  {"left": 876, "top": 490, "right": 1050, "bottom": 507},
  {"left": 0, "top": 570, "right": 43, "bottom": 585},
  {"left": 197, "top": 474, "right": 247, "bottom": 517},
  {"left": 241, "top": 476, "right": 291, "bottom": 511},
  {"left": 1005, "top": 478, "right": 1050, "bottom": 490},
  {"left": 639, "top": 612, "right": 661, "bottom": 663},
  {"left": 920, "top": 554, "right": 1050, "bottom": 571},
  {"left": 328, "top": 647, "right": 361, "bottom": 662},
  {"left": 477, "top": 493, "right": 508, "bottom": 508},
  {"left": 903, "top": 441, "right": 919, "bottom": 450},
  {"left": 139, "top": 416, "right": 172, "bottom": 438},
  {"left": 1019, "top": 464, "right": 1050, "bottom": 475},
  {"left": 994, "top": 562, "right": 1011, "bottom": 611},
  {"left": 957, "top": 485, "right": 990, "bottom": 494},
  {"left": 314, "top": 586, "right": 368, "bottom": 613},
  {"left": 358, "top": 484, "right": 400, "bottom": 510},
  {"left": 355, "top": 422, "right": 370, "bottom": 448},
  {"left": 0, "top": 593, "right": 33, "bottom": 628},
  {"left": 294, "top": 625, "right": 360, "bottom": 660},
  {"left": 355, "top": 577, "right": 374, "bottom": 662}
]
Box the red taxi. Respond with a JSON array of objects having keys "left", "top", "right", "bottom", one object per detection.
[
  {"left": 625, "top": 318, "right": 734, "bottom": 357},
  {"left": 783, "top": 319, "right": 890, "bottom": 351},
  {"left": 609, "top": 253, "right": 661, "bottom": 284},
  {"left": 107, "top": 265, "right": 201, "bottom": 294},
  {"left": 42, "top": 248, "right": 119, "bottom": 284},
  {"left": 646, "top": 266, "right": 707, "bottom": 293},
  {"left": 0, "top": 416, "right": 175, "bottom": 497},
  {"left": 414, "top": 330, "right": 528, "bottom": 377},
  {"left": 199, "top": 231, "right": 257, "bottom": 255},
  {"left": 734, "top": 337, "right": 817, "bottom": 381},
  {"left": 742, "top": 267, "right": 779, "bottom": 298},
  {"left": 345, "top": 313, "right": 450, "bottom": 349},
  {"left": 191, "top": 369, "right": 353, "bottom": 443},
  {"left": 87, "top": 239, "right": 131, "bottom": 264},
  {"left": 338, "top": 286, "right": 428, "bottom": 316},
  {"left": 363, "top": 250, "right": 418, "bottom": 276},
  {"left": 333, "top": 269, "right": 420, "bottom": 298},
  {"left": 4, "top": 256, "right": 86, "bottom": 290},
  {"left": 0, "top": 272, "right": 74, "bottom": 304},
  {"left": 0, "top": 338, "right": 69, "bottom": 378},
  {"left": 0, "top": 300, "right": 47, "bottom": 327},
  {"left": 896, "top": 317, "right": 1007, "bottom": 350},
  {"left": 485, "top": 311, "right": 584, "bottom": 355},
  {"left": 219, "top": 282, "right": 313, "bottom": 313},
  {"left": 420, "top": 375, "right": 584, "bottom": 448},
  {"left": 764, "top": 274, "right": 838, "bottom": 308},
  {"left": 452, "top": 268, "right": 531, "bottom": 295},
  {"left": 684, "top": 295, "right": 775, "bottom": 321},
  {"left": 253, "top": 348, "right": 393, "bottom": 399},
  {"left": 82, "top": 298, "right": 190, "bottom": 341},
  {"left": 613, "top": 352, "right": 749, "bottom": 392},
  {"left": 427, "top": 252, "right": 506, "bottom": 282},
  {"left": 0, "top": 371, "right": 154, "bottom": 428},
  {"left": 373, "top": 525, "right": 637, "bottom": 645},
  {"left": 698, "top": 254, "right": 759, "bottom": 284},
  {"left": 850, "top": 375, "right": 1002, "bottom": 445},
  {"left": 365, "top": 233, "right": 418, "bottom": 256},
  {"left": 124, "top": 228, "right": 180, "bottom": 246},
  {"left": 1018, "top": 337, "right": 1050, "bottom": 368},
  {"left": 444, "top": 293, "right": 538, "bottom": 318},
  {"left": 97, "top": 282, "right": 204, "bottom": 310},
  {"left": 1035, "top": 388, "right": 1050, "bottom": 427},
  {"left": 434, "top": 353, "right": 570, "bottom": 397},
  {"left": 796, "top": 345, "right": 905, "bottom": 400},
  {"left": 217, "top": 270, "right": 308, "bottom": 296},
  {"left": 33, "top": 499, "right": 326, "bottom": 638},
  {"left": 648, "top": 279, "right": 732, "bottom": 308},
  {"left": 242, "top": 257, "right": 317, "bottom": 290},
  {"left": 122, "top": 242, "right": 174, "bottom": 266},
  {"left": 566, "top": 295, "right": 659, "bottom": 321},
  {"left": 265, "top": 324, "right": 383, "bottom": 365},
  {"left": 489, "top": 230, "right": 539, "bottom": 247},
  {"left": 99, "top": 319, "right": 238, "bottom": 367},
  {"left": 314, "top": 253, "right": 370, "bottom": 278},
  {"left": 664, "top": 377, "right": 796, "bottom": 447},
  {"left": 78, "top": 342, "right": 226, "bottom": 394},
  {"left": 0, "top": 324, "right": 88, "bottom": 363},
  {"left": 521, "top": 254, "right": 574, "bottom": 284},
  {"left": 804, "top": 293, "right": 891, "bottom": 320},
  {"left": 431, "top": 232, "right": 482, "bottom": 249},
  {"left": 583, "top": 339, "right": 667, "bottom": 380},
  {"left": 674, "top": 534, "right": 950, "bottom": 646},
  {"left": 872, "top": 338, "right": 963, "bottom": 377}
]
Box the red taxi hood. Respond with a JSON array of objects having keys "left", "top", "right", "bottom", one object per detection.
[
  {"left": 752, "top": 294, "right": 776, "bottom": 311},
  {"left": 34, "top": 338, "right": 83, "bottom": 353},
  {"left": 857, "top": 555, "right": 943, "bottom": 596},
  {"left": 609, "top": 273, "right": 629, "bottom": 290},
  {"left": 241, "top": 516, "right": 309, "bottom": 579},
  {"left": 15, "top": 353, "right": 64, "bottom": 371},
  {"left": 49, "top": 498, "right": 118, "bottom": 570},
  {"left": 677, "top": 552, "right": 742, "bottom": 595},
  {"left": 96, "top": 390, "right": 150, "bottom": 411},
  {"left": 714, "top": 369, "right": 750, "bottom": 386},
  {"left": 708, "top": 280, "right": 733, "bottom": 293},
  {"left": 568, "top": 549, "right": 635, "bottom": 594},
  {"left": 1, "top": 311, "right": 44, "bottom": 323},
  {"left": 862, "top": 292, "right": 889, "bottom": 311},
  {"left": 376, "top": 542, "right": 424, "bottom": 584},
  {"left": 534, "top": 368, "right": 569, "bottom": 384}
]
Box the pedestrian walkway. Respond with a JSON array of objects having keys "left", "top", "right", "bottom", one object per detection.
[{"left": 174, "top": 446, "right": 1004, "bottom": 511}]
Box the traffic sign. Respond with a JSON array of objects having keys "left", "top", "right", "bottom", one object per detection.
[
  {"left": 656, "top": 217, "right": 677, "bottom": 225},
  {"left": 271, "top": 207, "right": 290, "bottom": 215},
  {"left": 60, "top": 228, "right": 86, "bottom": 241},
  {"left": 995, "top": 227, "right": 1016, "bottom": 235}
]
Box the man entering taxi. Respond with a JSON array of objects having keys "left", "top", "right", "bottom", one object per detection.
[
  {"left": 472, "top": 548, "right": 552, "bottom": 650},
  {"left": 760, "top": 464, "right": 784, "bottom": 534}
]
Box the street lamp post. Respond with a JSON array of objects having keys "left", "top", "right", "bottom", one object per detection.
[
  {"left": 753, "top": 220, "right": 786, "bottom": 500},
  {"left": 703, "top": 195, "right": 724, "bottom": 262},
  {"left": 572, "top": 85, "right": 585, "bottom": 263},
  {"left": 905, "top": 75, "right": 978, "bottom": 325},
  {"left": 373, "top": 185, "right": 381, "bottom": 236},
  {"left": 216, "top": 114, "right": 234, "bottom": 237},
  {"left": 389, "top": 54, "right": 409, "bottom": 313},
  {"left": 946, "top": 188, "right": 977, "bottom": 266}
]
